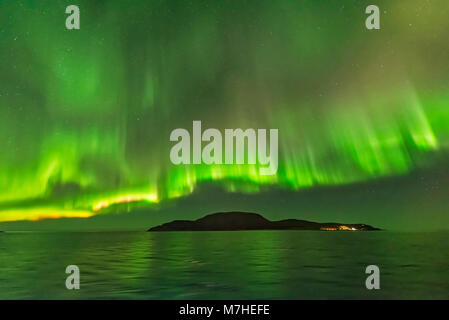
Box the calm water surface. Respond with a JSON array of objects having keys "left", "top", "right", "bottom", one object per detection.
[{"left": 0, "top": 231, "right": 448, "bottom": 299}]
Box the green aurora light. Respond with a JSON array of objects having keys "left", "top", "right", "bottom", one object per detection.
[{"left": 0, "top": 0, "right": 449, "bottom": 224}]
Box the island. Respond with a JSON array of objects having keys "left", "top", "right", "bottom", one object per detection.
[{"left": 148, "top": 212, "right": 380, "bottom": 232}]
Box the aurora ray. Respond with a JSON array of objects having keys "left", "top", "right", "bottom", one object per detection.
[{"left": 0, "top": 0, "right": 448, "bottom": 229}]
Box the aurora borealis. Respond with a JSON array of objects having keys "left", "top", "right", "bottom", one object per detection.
[{"left": 1, "top": 0, "right": 449, "bottom": 229}]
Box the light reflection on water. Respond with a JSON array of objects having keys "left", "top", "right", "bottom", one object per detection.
[{"left": 0, "top": 231, "right": 447, "bottom": 299}]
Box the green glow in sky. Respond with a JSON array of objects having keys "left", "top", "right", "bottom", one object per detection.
[{"left": 1, "top": 0, "right": 448, "bottom": 224}]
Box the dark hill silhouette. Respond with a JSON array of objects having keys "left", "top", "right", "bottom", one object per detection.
[{"left": 148, "top": 212, "right": 380, "bottom": 232}]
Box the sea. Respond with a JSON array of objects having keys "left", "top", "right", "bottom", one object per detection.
[{"left": 0, "top": 231, "right": 447, "bottom": 299}]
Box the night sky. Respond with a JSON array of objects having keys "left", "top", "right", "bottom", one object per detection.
[{"left": 1, "top": 0, "right": 448, "bottom": 231}]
